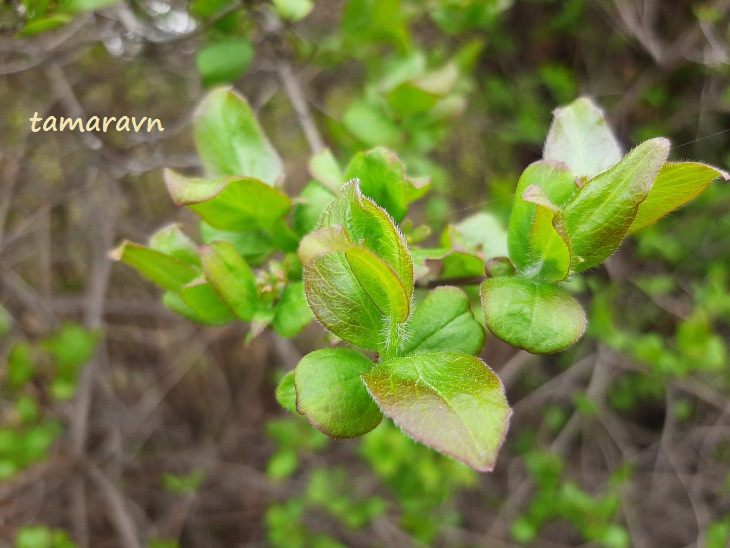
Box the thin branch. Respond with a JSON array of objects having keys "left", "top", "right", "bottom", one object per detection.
[
  {"left": 276, "top": 59, "right": 326, "bottom": 154},
  {"left": 87, "top": 464, "right": 143, "bottom": 548}
]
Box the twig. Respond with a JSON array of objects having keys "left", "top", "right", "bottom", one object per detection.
[
  {"left": 0, "top": 142, "right": 27, "bottom": 249},
  {"left": 276, "top": 60, "right": 326, "bottom": 154},
  {"left": 87, "top": 464, "right": 143, "bottom": 548}
]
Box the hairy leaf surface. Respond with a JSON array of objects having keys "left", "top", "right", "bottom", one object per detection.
[{"left": 363, "top": 352, "right": 511, "bottom": 471}]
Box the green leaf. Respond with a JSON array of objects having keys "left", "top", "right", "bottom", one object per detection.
[
  {"left": 317, "top": 181, "right": 413, "bottom": 297},
  {"left": 295, "top": 348, "right": 382, "bottom": 438},
  {"left": 300, "top": 182, "right": 414, "bottom": 351},
  {"left": 543, "top": 97, "right": 623, "bottom": 179},
  {"left": 18, "top": 15, "right": 71, "bottom": 36},
  {"left": 402, "top": 287, "right": 485, "bottom": 355},
  {"left": 165, "top": 171, "right": 290, "bottom": 232},
  {"left": 273, "top": 0, "right": 314, "bottom": 21},
  {"left": 41, "top": 323, "right": 99, "bottom": 369},
  {"left": 343, "top": 99, "right": 402, "bottom": 147},
  {"left": 180, "top": 280, "right": 237, "bottom": 325},
  {"left": 386, "top": 83, "right": 439, "bottom": 117},
  {"left": 275, "top": 371, "right": 299, "bottom": 414},
  {"left": 7, "top": 342, "right": 34, "bottom": 390},
  {"left": 299, "top": 226, "right": 355, "bottom": 263},
  {"left": 308, "top": 149, "right": 343, "bottom": 192},
  {"left": 344, "top": 147, "right": 411, "bottom": 222},
  {"left": 301, "top": 243, "right": 385, "bottom": 350},
  {"left": 299, "top": 227, "right": 392, "bottom": 351},
  {"left": 196, "top": 39, "right": 254, "bottom": 87},
  {"left": 293, "top": 182, "right": 334, "bottom": 236},
  {"left": 162, "top": 291, "right": 205, "bottom": 322},
  {"left": 508, "top": 160, "right": 576, "bottom": 274},
  {"left": 273, "top": 282, "right": 313, "bottom": 337},
  {"left": 62, "top": 0, "right": 120, "bottom": 13},
  {"left": 563, "top": 138, "right": 669, "bottom": 271},
  {"left": 149, "top": 224, "right": 201, "bottom": 267},
  {"left": 110, "top": 241, "right": 199, "bottom": 292},
  {"left": 363, "top": 351, "right": 511, "bottom": 471},
  {"left": 0, "top": 305, "right": 12, "bottom": 340},
  {"left": 345, "top": 246, "right": 410, "bottom": 323},
  {"left": 200, "top": 222, "right": 276, "bottom": 266},
  {"left": 455, "top": 212, "right": 508, "bottom": 261},
  {"left": 520, "top": 185, "right": 571, "bottom": 282},
  {"left": 481, "top": 277, "right": 586, "bottom": 353},
  {"left": 627, "top": 162, "right": 730, "bottom": 234},
  {"left": 200, "top": 241, "right": 258, "bottom": 321},
  {"left": 194, "top": 88, "right": 284, "bottom": 184}
]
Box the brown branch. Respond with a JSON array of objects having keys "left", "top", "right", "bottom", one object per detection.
[{"left": 276, "top": 59, "right": 326, "bottom": 155}]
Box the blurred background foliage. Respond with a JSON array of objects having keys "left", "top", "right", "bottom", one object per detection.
[{"left": 1, "top": 0, "right": 730, "bottom": 546}]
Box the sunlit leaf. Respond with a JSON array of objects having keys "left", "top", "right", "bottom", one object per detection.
[
  {"left": 308, "top": 149, "right": 343, "bottom": 192},
  {"left": 165, "top": 170, "right": 290, "bottom": 232},
  {"left": 180, "top": 280, "right": 237, "bottom": 325},
  {"left": 543, "top": 97, "right": 623, "bottom": 179},
  {"left": 363, "top": 351, "right": 511, "bottom": 471},
  {"left": 196, "top": 39, "right": 254, "bottom": 87},
  {"left": 149, "top": 224, "right": 201, "bottom": 267},
  {"left": 627, "top": 162, "right": 730, "bottom": 234},
  {"left": 563, "top": 138, "right": 669, "bottom": 271},
  {"left": 110, "top": 241, "right": 199, "bottom": 292},
  {"left": 344, "top": 147, "right": 413, "bottom": 222},
  {"left": 200, "top": 241, "right": 258, "bottom": 321},
  {"left": 194, "top": 88, "right": 284, "bottom": 184},
  {"left": 508, "top": 160, "right": 575, "bottom": 274},
  {"left": 292, "top": 182, "right": 334, "bottom": 236},
  {"left": 520, "top": 185, "right": 571, "bottom": 282},
  {"left": 275, "top": 371, "right": 299, "bottom": 414}
]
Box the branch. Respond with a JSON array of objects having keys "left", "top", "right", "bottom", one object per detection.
[{"left": 276, "top": 59, "right": 326, "bottom": 154}]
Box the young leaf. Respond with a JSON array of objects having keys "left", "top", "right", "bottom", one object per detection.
[
  {"left": 163, "top": 291, "right": 206, "bottom": 323},
  {"left": 200, "top": 241, "right": 258, "bottom": 321},
  {"left": 508, "top": 161, "right": 576, "bottom": 274},
  {"left": 543, "top": 97, "right": 623, "bottom": 179},
  {"left": 165, "top": 171, "right": 290, "bottom": 232},
  {"left": 200, "top": 222, "right": 276, "bottom": 266},
  {"left": 345, "top": 246, "right": 410, "bottom": 323},
  {"left": 193, "top": 88, "right": 284, "bottom": 185},
  {"left": 520, "top": 185, "right": 571, "bottom": 282},
  {"left": 627, "top": 162, "right": 730, "bottom": 235},
  {"left": 196, "top": 39, "right": 254, "bottom": 88},
  {"left": 455, "top": 212, "right": 509, "bottom": 261},
  {"left": 481, "top": 277, "right": 586, "bottom": 354},
  {"left": 563, "top": 138, "right": 669, "bottom": 271},
  {"left": 272, "top": 282, "right": 313, "bottom": 338},
  {"left": 110, "top": 241, "right": 199, "bottom": 292},
  {"left": 275, "top": 371, "right": 299, "bottom": 414},
  {"left": 301, "top": 245, "right": 385, "bottom": 351},
  {"left": 295, "top": 348, "right": 382, "bottom": 438},
  {"left": 344, "top": 147, "right": 410, "bottom": 222},
  {"left": 149, "top": 224, "right": 201, "bottom": 267},
  {"left": 343, "top": 99, "right": 402, "bottom": 147},
  {"left": 317, "top": 181, "right": 413, "bottom": 299},
  {"left": 293, "top": 181, "right": 335, "bottom": 236},
  {"left": 308, "top": 149, "right": 343, "bottom": 192},
  {"left": 299, "top": 226, "right": 355, "bottom": 264},
  {"left": 273, "top": 0, "right": 314, "bottom": 21},
  {"left": 402, "top": 287, "right": 485, "bottom": 355},
  {"left": 363, "top": 351, "right": 511, "bottom": 471},
  {"left": 180, "top": 280, "right": 237, "bottom": 325}
]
